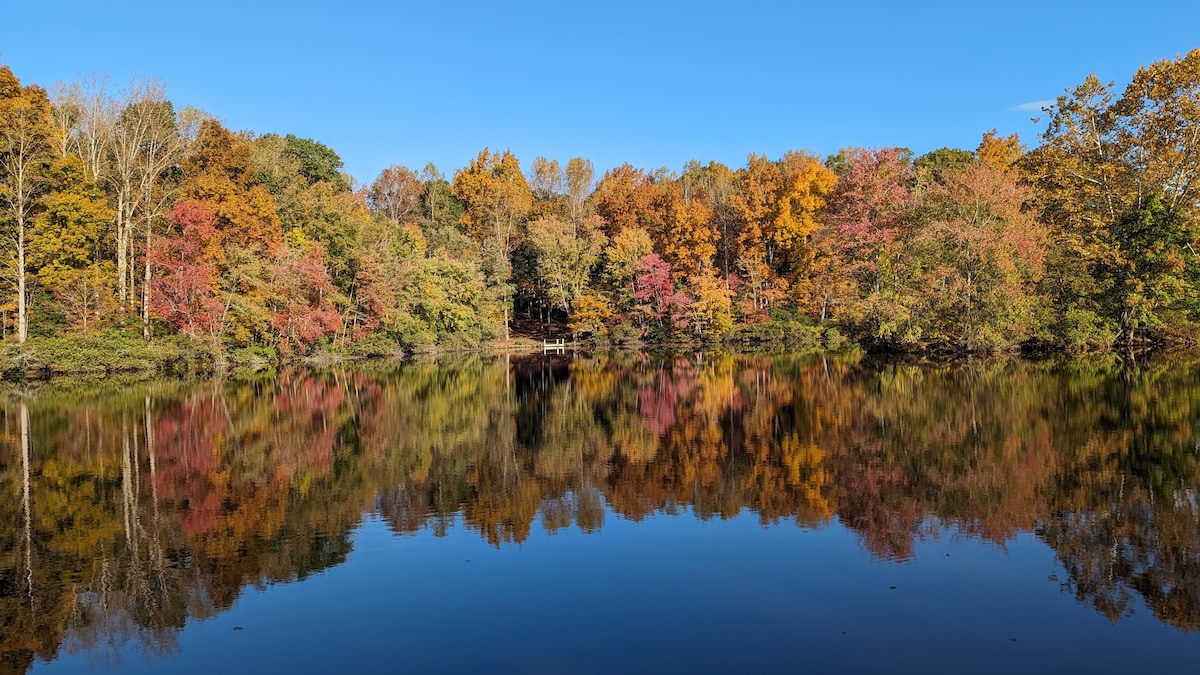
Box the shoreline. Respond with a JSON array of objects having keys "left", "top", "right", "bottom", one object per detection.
[{"left": 1, "top": 330, "right": 1191, "bottom": 385}]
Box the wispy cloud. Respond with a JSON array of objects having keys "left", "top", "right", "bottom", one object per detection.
[{"left": 1012, "top": 99, "right": 1056, "bottom": 112}]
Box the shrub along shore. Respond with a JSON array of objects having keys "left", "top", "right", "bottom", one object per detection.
[{"left": 0, "top": 322, "right": 845, "bottom": 379}]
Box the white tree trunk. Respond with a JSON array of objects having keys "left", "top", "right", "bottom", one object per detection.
[
  {"left": 17, "top": 209, "right": 27, "bottom": 343},
  {"left": 143, "top": 216, "right": 152, "bottom": 338},
  {"left": 116, "top": 190, "right": 129, "bottom": 304}
]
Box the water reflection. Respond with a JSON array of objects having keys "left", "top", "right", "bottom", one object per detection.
[{"left": 2, "top": 352, "right": 1199, "bottom": 670}]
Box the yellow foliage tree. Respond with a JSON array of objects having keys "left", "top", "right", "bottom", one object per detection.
[
  {"left": 685, "top": 271, "right": 734, "bottom": 337},
  {"left": 976, "top": 129, "right": 1023, "bottom": 172},
  {"left": 0, "top": 66, "right": 55, "bottom": 342},
  {"left": 569, "top": 293, "right": 614, "bottom": 337},
  {"left": 179, "top": 119, "right": 282, "bottom": 258},
  {"left": 452, "top": 148, "right": 532, "bottom": 340}
]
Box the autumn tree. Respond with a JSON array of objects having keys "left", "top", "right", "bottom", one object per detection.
[
  {"left": 409, "top": 254, "right": 500, "bottom": 345},
  {"left": 772, "top": 151, "right": 837, "bottom": 273},
  {"left": 418, "top": 163, "right": 464, "bottom": 232},
  {"left": 728, "top": 154, "right": 786, "bottom": 319},
  {"left": 290, "top": 183, "right": 364, "bottom": 293},
  {"left": 367, "top": 164, "right": 424, "bottom": 225},
  {"left": 250, "top": 132, "right": 303, "bottom": 196},
  {"left": 178, "top": 119, "right": 282, "bottom": 346},
  {"left": 267, "top": 238, "right": 343, "bottom": 355},
  {"left": 452, "top": 148, "right": 532, "bottom": 340},
  {"left": 976, "top": 130, "right": 1023, "bottom": 172},
  {"left": 521, "top": 156, "right": 605, "bottom": 329},
  {"left": 633, "top": 253, "right": 691, "bottom": 330},
  {"left": 528, "top": 212, "right": 605, "bottom": 313},
  {"left": 49, "top": 73, "right": 113, "bottom": 182},
  {"left": 528, "top": 156, "right": 596, "bottom": 229},
  {"left": 565, "top": 157, "right": 595, "bottom": 226},
  {"left": 681, "top": 160, "right": 738, "bottom": 275},
  {"left": 147, "top": 201, "right": 226, "bottom": 341},
  {"left": 729, "top": 153, "right": 781, "bottom": 276},
  {"left": 529, "top": 156, "right": 565, "bottom": 219},
  {"left": 1105, "top": 195, "right": 1200, "bottom": 340},
  {"left": 108, "top": 79, "right": 168, "bottom": 309},
  {"left": 911, "top": 162, "right": 1046, "bottom": 350},
  {"left": 352, "top": 218, "right": 424, "bottom": 345},
  {"left": 254, "top": 132, "right": 365, "bottom": 298},
  {"left": 603, "top": 225, "right": 654, "bottom": 312},
  {"left": 657, "top": 183, "right": 716, "bottom": 279},
  {"left": 684, "top": 271, "right": 734, "bottom": 337},
  {"left": 568, "top": 293, "right": 613, "bottom": 337},
  {"left": 1030, "top": 49, "right": 1200, "bottom": 344},
  {"left": 29, "top": 156, "right": 115, "bottom": 332},
  {"left": 592, "top": 164, "right": 659, "bottom": 238},
  {"left": 0, "top": 66, "right": 55, "bottom": 342},
  {"left": 817, "top": 147, "right": 916, "bottom": 335},
  {"left": 729, "top": 152, "right": 836, "bottom": 317},
  {"left": 1115, "top": 50, "right": 1200, "bottom": 214},
  {"left": 179, "top": 119, "right": 281, "bottom": 255},
  {"left": 134, "top": 100, "right": 195, "bottom": 338}
]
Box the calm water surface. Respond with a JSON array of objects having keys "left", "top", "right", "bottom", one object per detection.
[{"left": 2, "top": 352, "right": 1199, "bottom": 672}]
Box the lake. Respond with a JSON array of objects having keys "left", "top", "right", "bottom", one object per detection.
[{"left": 2, "top": 351, "right": 1199, "bottom": 673}]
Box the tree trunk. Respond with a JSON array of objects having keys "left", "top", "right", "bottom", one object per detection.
[
  {"left": 143, "top": 217, "right": 152, "bottom": 339},
  {"left": 128, "top": 233, "right": 137, "bottom": 313},
  {"left": 117, "top": 192, "right": 126, "bottom": 304},
  {"left": 17, "top": 211, "right": 27, "bottom": 343}
]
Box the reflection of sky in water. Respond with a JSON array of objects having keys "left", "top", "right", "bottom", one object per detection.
[{"left": 34, "top": 511, "right": 1200, "bottom": 673}]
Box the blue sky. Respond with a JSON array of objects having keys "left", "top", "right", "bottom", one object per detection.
[{"left": 2, "top": 1, "right": 1197, "bottom": 185}]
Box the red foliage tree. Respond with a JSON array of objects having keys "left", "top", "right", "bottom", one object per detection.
[
  {"left": 268, "top": 241, "right": 343, "bottom": 354},
  {"left": 813, "top": 147, "right": 917, "bottom": 326},
  {"left": 147, "top": 201, "right": 227, "bottom": 340},
  {"left": 633, "top": 253, "right": 692, "bottom": 329}
]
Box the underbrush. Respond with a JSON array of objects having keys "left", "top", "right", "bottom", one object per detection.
[{"left": 1, "top": 331, "right": 215, "bottom": 379}]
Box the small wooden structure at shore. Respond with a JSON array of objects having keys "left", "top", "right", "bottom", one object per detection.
[{"left": 543, "top": 338, "right": 566, "bottom": 353}]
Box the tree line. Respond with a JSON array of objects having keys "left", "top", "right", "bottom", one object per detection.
[{"left": 2, "top": 50, "right": 1199, "bottom": 359}]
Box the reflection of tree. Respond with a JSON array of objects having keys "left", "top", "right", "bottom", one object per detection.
[
  {"left": 1038, "top": 360, "right": 1200, "bottom": 630},
  {"left": 0, "top": 401, "right": 61, "bottom": 674},
  {"left": 1043, "top": 489, "right": 1200, "bottom": 629},
  {"left": 0, "top": 387, "right": 194, "bottom": 671},
  {"left": 0, "top": 374, "right": 363, "bottom": 670},
  {"left": 4, "top": 352, "right": 1200, "bottom": 669}
]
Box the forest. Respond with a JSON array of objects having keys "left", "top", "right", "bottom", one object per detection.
[{"left": 2, "top": 50, "right": 1200, "bottom": 369}]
